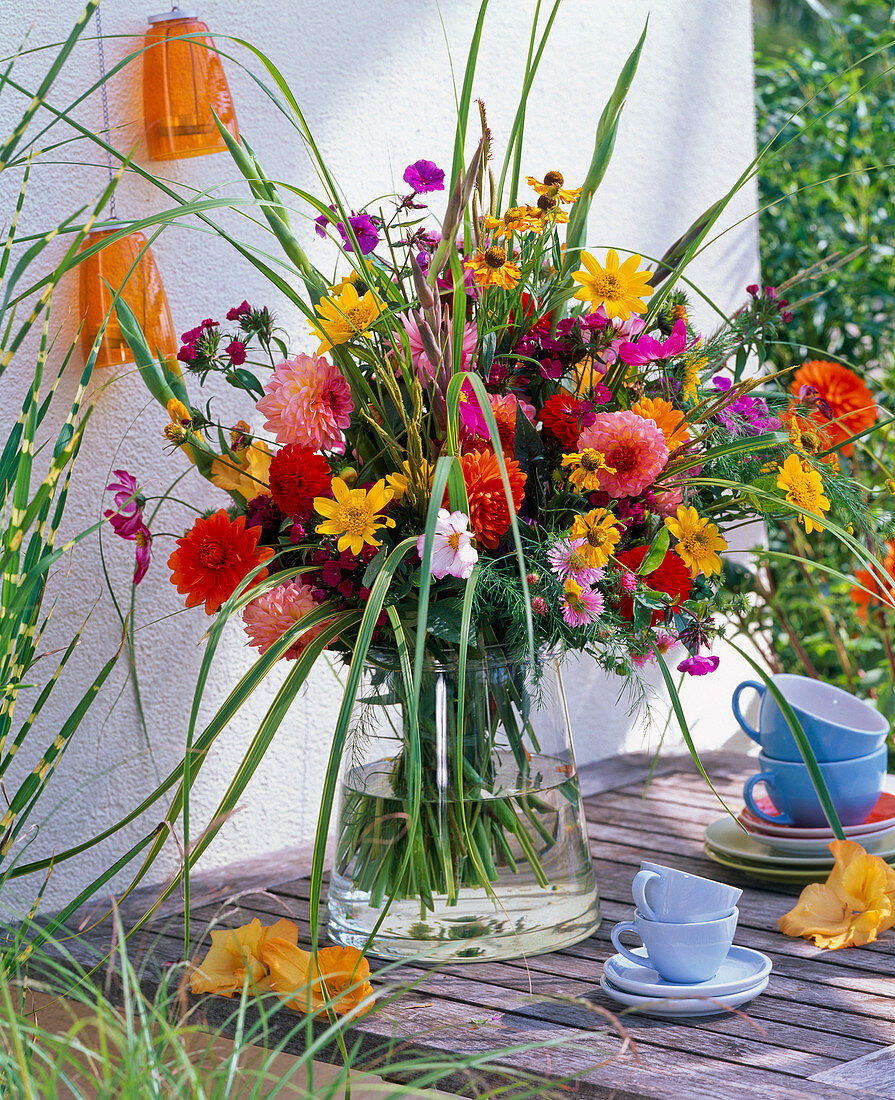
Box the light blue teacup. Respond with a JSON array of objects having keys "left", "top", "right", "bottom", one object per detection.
[
  {"left": 732, "top": 673, "right": 889, "bottom": 763},
  {"left": 632, "top": 861, "right": 741, "bottom": 923},
  {"left": 611, "top": 908, "right": 739, "bottom": 984},
  {"left": 743, "top": 746, "right": 887, "bottom": 827}
]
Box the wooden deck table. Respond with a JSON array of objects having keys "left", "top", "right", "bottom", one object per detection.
[{"left": 49, "top": 752, "right": 895, "bottom": 1099}]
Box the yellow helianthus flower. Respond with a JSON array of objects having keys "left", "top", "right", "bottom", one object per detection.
[
  {"left": 309, "top": 283, "right": 384, "bottom": 355},
  {"left": 568, "top": 508, "right": 622, "bottom": 568},
  {"left": 483, "top": 205, "right": 545, "bottom": 240},
  {"left": 314, "top": 477, "right": 395, "bottom": 555},
  {"left": 631, "top": 397, "right": 690, "bottom": 451},
  {"left": 561, "top": 449, "right": 615, "bottom": 492},
  {"left": 385, "top": 459, "right": 434, "bottom": 503},
  {"left": 525, "top": 172, "right": 581, "bottom": 204},
  {"left": 680, "top": 347, "right": 706, "bottom": 403},
  {"left": 776, "top": 454, "right": 831, "bottom": 534},
  {"left": 465, "top": 246, "right": 522, "bottom": 290},
  {"left": 664, "top": 505, "right": 727, "bottom": 577},
  {"left": 571, "top": 249, "right": 654, "bottom": 321}
]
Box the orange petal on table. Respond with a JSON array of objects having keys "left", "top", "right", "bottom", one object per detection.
[
  {"left": 262, "top": 940, "right": 374, "bottom": 1017},
  {"left": 778, "top": 883, "right": 854, "bottom": 948},
  {"left": 314, "top": 946, "right": 375, "bottom": 1017},
  {"left": 826, "top": 839, "right": 895, "bottom": 923},
  {"left": 262, "top": 937, "right": 316, "bottom": 1013},
  {"left": 190, "top": 917, "right": 299, "bottom": 997}
]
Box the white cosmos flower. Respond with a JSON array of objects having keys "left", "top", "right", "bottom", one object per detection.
[{"left": 417, "top": 508, "right": 478, "bottom": 580}]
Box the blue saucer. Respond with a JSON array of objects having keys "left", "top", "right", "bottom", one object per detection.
[{"left": 602, "top": 944, "right": 772, "bottom": 999}]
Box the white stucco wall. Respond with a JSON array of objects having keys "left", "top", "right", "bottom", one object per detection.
[{"left": 0, "top": 0, "right": 760, "bottom": 916}]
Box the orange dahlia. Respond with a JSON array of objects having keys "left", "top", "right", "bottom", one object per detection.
[
  {"left": 168, "top": 509, "right": 275, "bottom": 615},
  {"left": 850, "top": 541, "right": 895, "bottom": 620},
  {"left": 460, "top": 449, "right": 526, "bottom": 550},
  {"left": 790, "top": 360, "right": 876, "bottom": 457}
]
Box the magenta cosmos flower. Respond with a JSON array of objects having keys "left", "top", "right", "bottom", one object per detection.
[
  {"left": 418, "top": 509, "right": 478, "bottom": 580},
  {"left": 104, "top": 470, "right": 151, "bottom": 584},
  {"left": 618, "top": 318, "right": 692, "bottom": 366},
  {"left": 577, "top": 410, "right": 669, "bottom": 498},
  {"left": 401, "top": 313, "right": 476, "bottom": 383},
  {"left": 403, "top": 159, "right": 445, "bottom": 193},
  {"left": 678, "top": 653, "right": 720, "bottom": 676},
  {"left": 243, "top": 581, "right": 327, "bottom": 660},
  {"left": 257, "top": 353, "right": 353, "bottom": 451}
]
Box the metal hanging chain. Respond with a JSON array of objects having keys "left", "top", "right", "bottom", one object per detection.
[{"left": 94, "top": 2, "right": 117, "bottom": 220}]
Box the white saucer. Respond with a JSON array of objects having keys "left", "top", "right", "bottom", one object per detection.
[
  {"left": 600, "top": 973, "right": 769, "bottom": 1018},
  {"left": 705, "top": 817, "right": 895, "bottom": 867},
  {"left": 602, "top": 945, "right": 772, "bottom": 1000}
]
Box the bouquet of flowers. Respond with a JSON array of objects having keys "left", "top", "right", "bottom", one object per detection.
[{"left": 113, "top": 42, "right": 887, "bottom": 955}]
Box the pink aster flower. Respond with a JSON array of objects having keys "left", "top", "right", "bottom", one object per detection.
[
  {"left": 418, "top": 508, "right": 478, "bottom": 580},
  {"left": 243, "top": 581, "right": 327, "bottom": 660},
  {"left": 560, "top": 578, "right": 605, "bottom": 627},
  {"left": 577, "top": 410, "right": 669, "bottom": 499},
  {"left": 547, "top": 538, "right": 605, "bottom": 585},
  {"left": 631, "top": 630, "right": 679, "bottom": 668},
  {"left": 401, "top": 313, "right": 476, "bottom": 384},
  {"left": 257, "top": 353, "right": 353, "bottom": 451}
]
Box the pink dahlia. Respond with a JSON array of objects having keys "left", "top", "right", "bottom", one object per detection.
[
  {"left": 243, "top": 581, "right": 327, "bottom": 660},
  {"left": 577, "top": 410, "right": 668, "bottom": 498},
  {"left": 256, "top": 354, "right": 353, "bottom": 451}
]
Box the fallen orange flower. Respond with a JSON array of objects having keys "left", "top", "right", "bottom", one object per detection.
[
  {"left": 190, "top": 918, "right": 298, "bottom": 996},
  {"left": 778, "top": 840, "right": 895, "bottom": 949},
  {"left": 262, "top": 939, "right": 374, "bottom": 1016}
]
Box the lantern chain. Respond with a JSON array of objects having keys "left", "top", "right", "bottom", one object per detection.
[{"left": 94, "top": 3, "right": 117, "bottom": 221}]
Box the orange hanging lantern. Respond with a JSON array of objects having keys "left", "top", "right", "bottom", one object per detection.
[
  {"left": 79, "top": 229, "right": 177, "bottom": 369},
  {"left": 143, "top": 8, "right": 239, "bottom": 161}
]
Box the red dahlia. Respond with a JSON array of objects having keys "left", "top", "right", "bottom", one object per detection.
[
  {"left": 268, "top": 444, "right": 332, "bottom": 517},
  {"left": 537, "top": 393, "right": 596, "bottom": 451},
  {"left": 615, "top": 544, "right": 692, "bottom": 625},
  {"left": 168, "top": 509, "right": 275, "bottom": 615}
]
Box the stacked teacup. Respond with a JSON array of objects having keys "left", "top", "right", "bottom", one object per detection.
[
  {"left": 734, "top": 674, "right": 890, "bottom": 828},
  {"left": 602, "top": 863, "right": 771, "bottom": 1017}
]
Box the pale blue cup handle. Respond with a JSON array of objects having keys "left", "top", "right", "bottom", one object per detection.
[
  {"left": 743, "top": 772, "right": 794, "bottom": 825},
  {"left": 732, "top": 680, "right": 766, "bottom": 744},
  {"left": 610, "top": 921, "right": 649, "bottom": 968},
  {"left": 631, "top": 869, "right": 661, "bottom": 921}
]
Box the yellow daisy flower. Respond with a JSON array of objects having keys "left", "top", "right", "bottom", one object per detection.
[
  {"left": 568, "top": 508, "right": 622, "bottom": 568},
  {"left": 314, "top": 477, "right": 395, "bottom": 555},
  {"left": 664, "top": 505, "right": 727, "bottom": 577},
  {"left": 776, "top": 454, "right": 831, "bottom": 534},
  {"left": 465, "top": 246, "right": 522, "bottom": 290},
  {"left": 309, "top": 283, "right": 384, "bottom": 355},
  {"left": 571, "top": 249, "right": 654, "bottom": 321},
  {"left": 561, "top": 449, "right": 615, "bottom": 492},
  {"left": 385, "top": 459, "right": 434, "bottom": 503}
]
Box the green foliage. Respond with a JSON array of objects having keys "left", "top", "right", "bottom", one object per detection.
[{"left": 755, "top": 1, "right": 895, "bottom": 374}]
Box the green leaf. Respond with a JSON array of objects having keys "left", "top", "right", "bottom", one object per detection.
[{"left": 637, "top": 526, "right": 670, "bottom": 575}]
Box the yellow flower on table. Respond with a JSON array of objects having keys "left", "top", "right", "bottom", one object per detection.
[
  {"left": 309, "top": 282, "right": 384, "bottom": 356},
  {"left": 571, "top": 248, "right": 654, "bottom": 321},
  {"left": 779, "top": 839, "right": 895, "bottom": 949},
  {"left": 262, "top": 939, "right": 374, "bottom": 1016},
  {"left": 314, "top": 477, "right": 395, "bottom": 555},
  {"left": 561, "top": 448, "right": 615, "bottom": 493},
  {"left": 775, "top": 453, "right": 831, "bottom": 534},
  {"left": 568, "top": 507, "right": 622, "bottom": 568},
  {"left": 664, "top": 505, "right": 727, "bottom": 578},
  {"left": 190, "top": 918, "right": 298, "bottom": 996}
]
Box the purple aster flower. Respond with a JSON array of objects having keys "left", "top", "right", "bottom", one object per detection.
[
  {"left": 547, "top": 538, "right": 604, "bottom": 585},
  {"left": 677, "top": 654, "right": 720, "bottom": 676},
  {"left": 403, "top": 159, "right": 445, "bottom": 193},
  {"left": 225, "top": 339, "right": 246, "bottom": 365}
]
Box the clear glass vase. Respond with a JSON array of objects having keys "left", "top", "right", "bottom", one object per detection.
[{"left": 327, "top": 646, "right": 600, "bottom": 962}]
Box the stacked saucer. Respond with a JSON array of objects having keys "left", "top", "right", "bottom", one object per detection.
[
  {"left": 602, "top": 862, "right": 771, "bottom": 1018},
  {"left": 704, "top": 792, "right": 895, "bottom": 883}
]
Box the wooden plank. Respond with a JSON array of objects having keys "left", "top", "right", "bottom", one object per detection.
[{"left": 811, "top": 1046, "right": 895, "bottom": 1097}]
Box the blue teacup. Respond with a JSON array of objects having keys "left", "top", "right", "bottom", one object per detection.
[
  {"left": 743, "top": 746, "right": 887, "bottom": 827},
  {"left": 632, "top": 861, "right": 741, "bottom": 923},
  {"left": 611, "top": 908, "right": 739, "bottom": 984},
  {"left": 732, "top": 673, "right": 889, "bottom": 763}
]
